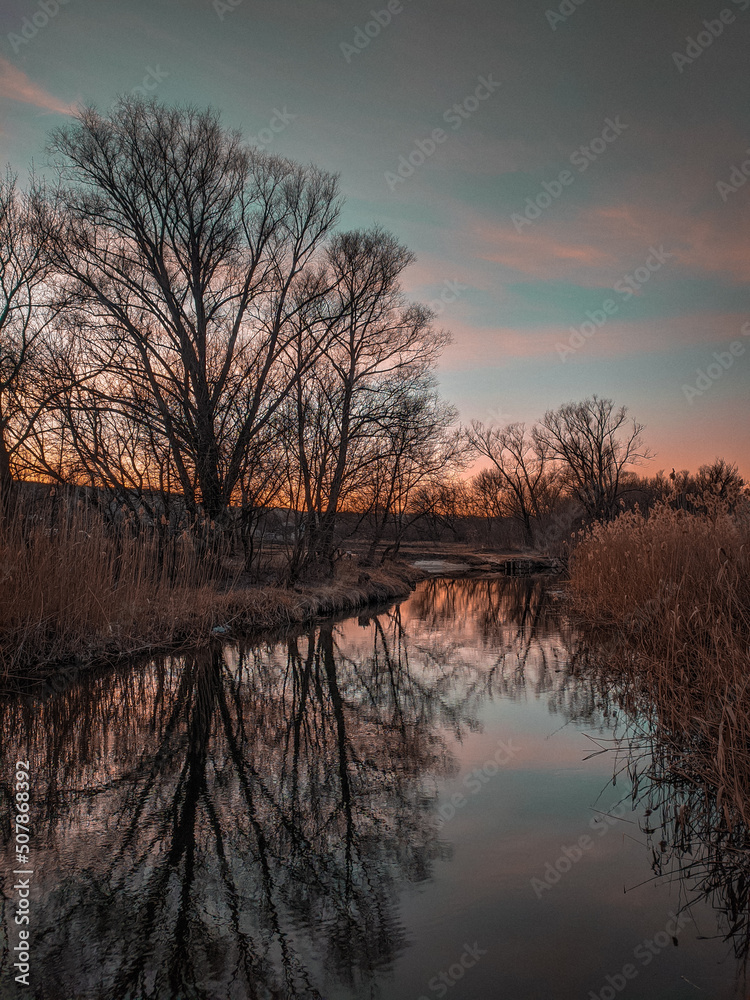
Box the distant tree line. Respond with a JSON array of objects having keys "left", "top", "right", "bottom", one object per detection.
[
  {"left": 0, "top": 98, "right": 744, "bottom": 578},
  {"left": 463, "top": 402, "right": 744, "bottom": 551}
]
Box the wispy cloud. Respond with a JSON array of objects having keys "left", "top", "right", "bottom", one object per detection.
[
  {"left": 463, "top": 196, "right": 750, "bottom": 286},
  {"left": 438, "top": 311, "right": 750, "bottom": 369},
  {"left": 0, "top": 57, "right": 71, "bottom": 115}
]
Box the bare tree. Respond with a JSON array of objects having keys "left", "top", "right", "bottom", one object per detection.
[
  {"left": 362, "top": 390, "right": 461, "bottom": 561},
  {"left": 46, "top": 99, "right": 341, "bottom": 522},
  {"left": 282, "top": 228, "right": 450, "bottom": 575},
  {"left": 534, "top": 396, "right": 651, "bottom": 521},
  {"left": 468, "top": 467, "right": 506, "bottom": 546},
  {"left": 468, "top": 421, "right": 560, "bottom": 546},
  {"left": 0, "top": 171, "right": 61, "bottom": 515}
]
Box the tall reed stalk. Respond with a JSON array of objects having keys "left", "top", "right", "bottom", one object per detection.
[
  {"left": 0, "top": 493, "right": 421, "bottom": 679},
  {"left": 569, "top": 497, "right": 750, "bottom": 825},
  {"left": 0, "top": 498, "right": 229, "bottom": 675}
]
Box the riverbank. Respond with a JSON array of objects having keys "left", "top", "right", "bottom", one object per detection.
[
  {"left": 0, "top": 501, "right": 561, "bottom": 682},
  {"left": 0, "top": 559, "right": 424, "bottom": 681},
  {"left": 355, "top": 540, "right": 564, "bottom": 577}
]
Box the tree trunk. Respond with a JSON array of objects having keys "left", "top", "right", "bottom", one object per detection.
[{"left": 0, "top": 429, "right": 15, "bottom": 523}]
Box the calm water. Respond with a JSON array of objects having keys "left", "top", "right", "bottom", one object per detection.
[{"left": 1, "top": 577, "right": 748, "bottom": 999}]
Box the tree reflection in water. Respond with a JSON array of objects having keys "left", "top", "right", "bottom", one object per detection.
[
  {"left": 558, "top": 639, "right": 750, "bottom": 971},
  {"left": 2, "top": 576, "right": 750, "bottom": 996},
  {"left": 411, "top": 577, "right": 750, "bottom": 974},
  {"left": 0, "top": 611, "right": 480, "bottom": 1000}
]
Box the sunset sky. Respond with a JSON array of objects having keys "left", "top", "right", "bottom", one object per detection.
[{"left": 1, "top": 0, "right": 749, "bottom": 472}]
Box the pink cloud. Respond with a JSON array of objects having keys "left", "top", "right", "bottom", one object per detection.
[
  {"left": 438, "top": 312, "right": 750, "bottom": 369},
  {"left": 402, "top": 252, "right": 507, "bottom": 305},
  {"left": 0, "top": 57, "right": 71, "bottom": 115},
  {"left": 465, "top": 195, "right": 750, "bottom": 286}
]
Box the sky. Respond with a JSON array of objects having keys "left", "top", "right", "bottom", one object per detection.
[{"left": 1, "top": 0, "right": 749, "bottom": 473}]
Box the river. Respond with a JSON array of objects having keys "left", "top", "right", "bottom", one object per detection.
[{"left": 0, "top": 576, "right": 747, "bottom": 999}]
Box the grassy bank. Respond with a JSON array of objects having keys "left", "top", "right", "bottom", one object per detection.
[
  {"left": 0, "top": 510, "right": 423, "bottom": 679},
  {"left": 569, "top": 499, "right": 750, "bottom": 824}
]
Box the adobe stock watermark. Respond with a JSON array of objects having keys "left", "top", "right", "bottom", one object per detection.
[
  {"left": 531, "top": 803, "right": 627, "bottom": 898},
  {"left": 385, "top": 74, "right": 501, "bottom": 191},
  {"left": 131, "top": 66, "right": 169, "bottom": 99},
  {"left": 430, "top": 738, "right": 521, "bottom": 832},
  {"left": 546, "top": 0, "right": 589, "bottom": 31},
  {"left": 213, "top": 0, "right": 243, "bottom": 21},
  {"left": 7, "top": 0, "right": 74, "bottom": 54},
  {"left": 511, "top": 117, "right": 628, "bottom": 233},
  {"left": 340, "top": 0, "right": 408, "bottom": 63},
  {"left": 427, "top": 279, "right": 468, "bottom": 318},
  {"left": 249, "top": 107, "right": 297, "bottom": 150},
  {"left": 556, "top": 246, "right": 673, "bottom": 362},
  {"left": 12, "top": 760, "right": 33, "bottom": 986},
  {"left": 416, "top": 941, "right": 487, "bottom": 999},
  {"left": 716, "top": 146, "right": 750, "bottom": 202},
  {"left": 486, "top": 405, "right": 514, "bottom": 424},
  {"left": 587, "top": 911, "right": 691, "bottom": 1000},
  {"left": 681, "top": 320, "right": 750, "bottom": 404},
  {"left": 672, "top": 0, "right": 748, "bottom": 73}
]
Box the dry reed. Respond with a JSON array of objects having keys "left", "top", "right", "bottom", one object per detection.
[
  {"left": 569, "top": 496, "right": 750, "bottom": 826},
  {"left": 0, "top": 501, "right": 421, "bottom": 679}
]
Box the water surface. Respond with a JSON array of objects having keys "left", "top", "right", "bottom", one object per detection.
[{"left": 1, "top": 577, "right": 747, "bottom": 999}]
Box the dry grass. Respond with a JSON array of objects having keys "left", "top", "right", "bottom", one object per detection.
[
  {"left": 569, "top": 497, "right": 750, "bottom": 825},
  {"left": 0, "top": 503, "right": 422, "bottom": 680}
]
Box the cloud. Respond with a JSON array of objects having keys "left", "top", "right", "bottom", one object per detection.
[
  {"left": 438, "top": 311, "right": 750, "bottom": 369},
  {"left": 0, "top": 57, "right": 71, "bottom": 115},
  {"left": 459, "top": 192, "right": 750, "bottom": 287}
]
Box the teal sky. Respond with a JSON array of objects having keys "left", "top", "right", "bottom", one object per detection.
[{"left": 1, "top": 0, "right": 749, "bottom": 471}]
